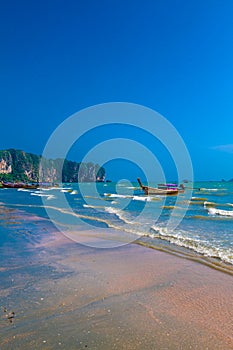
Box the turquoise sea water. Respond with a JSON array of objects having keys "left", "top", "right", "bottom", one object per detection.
[
  {"left": 0, "top": 181, "right": 233, "bottom": 267},
  {"left": 0, "top": 182, "right": 233, "bottom": 348}
]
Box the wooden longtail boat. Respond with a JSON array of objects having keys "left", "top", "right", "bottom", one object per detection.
[
  {"left": 1, "top": 182, "right": 39, "bottom": 189},
  {"left": 137, "top": 178, "right": 179, "bottom": 196}
]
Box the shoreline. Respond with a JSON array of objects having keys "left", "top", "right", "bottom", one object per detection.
[
  {"left": 0, "top": 204, "right": 233, "bottom": 349},
  {"left": 2, "top": 200, "right": 233, "bottom": 274},
  {"left": 4, "top": 197, "right": 233, "bottom": 269},
  {"left": 136, "top": 238, "right": 233, "bottom": 277}
]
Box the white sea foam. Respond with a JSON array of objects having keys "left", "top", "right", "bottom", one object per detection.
[
  {"left": 83, "top": 204, "right": 105, "bottom": 209},
  {"left": 31, "top": 192, "right": 48, "bottom": 196},
  {"left": 30, "top": 192, "right": 55, "bottom": 200},
  {"left": 204, "top": 201, "right": 233, "bottom": 209},
  {"left": 207, "top": 207, "right": 233, "bottom": 217},
  {"left": 150, "top": 225, "right": 233, "bottom": 264},
  {"left": 70, "top": 190, "right": 78, "bottom": 195},
  {"left": 132, "top": 195, "right": 151, "bottom": 201},
  {"left": 203, "top": 201, "right": 216, "bottom": 207},
  {"left": 83, "top": 204, "right": 93, "bottom": 208},
  {"left": 46, "top": 195, "right": 56, "bottom": 200},
  {"left": 104, "top": 193, "right": 160, "bottom": 202},
  {"left": 204, "top": 201, "right": 233, "bottom": 216},
  {"left": 104, "top": 193, "right": 131, "bottom": 199},
  {"left": 104, "top": 207, "right": 136, "bottom": 225},
  {"left": 50, "top": 187, "right": 66, "bottom": 190},
  {"left": 39, "top": 187, "right": 67, "bottom": 191}
]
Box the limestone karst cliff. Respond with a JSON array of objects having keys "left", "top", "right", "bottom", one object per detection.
[{"left": 0, "top": 149, "right": 105, "bottom": 183}]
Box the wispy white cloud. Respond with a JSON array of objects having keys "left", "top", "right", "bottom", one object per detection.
[{"left": 211, "top": 144, "right": 233, "bottom": 153}]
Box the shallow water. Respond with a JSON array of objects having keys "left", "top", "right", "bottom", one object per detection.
[
  {"left": 0, "top": 185, "right": 233, "bottom": 349},
  {"left": 0, "top": 181, "right": 233, "bottom": 266}
]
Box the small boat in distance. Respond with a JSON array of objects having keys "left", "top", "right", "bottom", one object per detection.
[
  {"left": 158, "top": 183, "right": 185, "bottom": 192},
  {"left": 137, "top": 178, "right": 181, "bottom": 195},
  {"left": 1, "top": 182, "right": 39, "bottom": 189}
]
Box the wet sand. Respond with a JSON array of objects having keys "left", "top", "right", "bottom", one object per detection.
[{"left": 1, "top": 227, "right": 233, "bottom": 350}]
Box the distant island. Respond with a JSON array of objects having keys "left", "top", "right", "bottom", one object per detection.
[{"left": 0, "top": 149, "right": 105, "bottom": 183}]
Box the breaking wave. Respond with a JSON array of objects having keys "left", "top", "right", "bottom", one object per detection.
[
  {"left": 104, "top": 193, "right": 161, "bottom": 201},
  {"left": 207, "top": 207, "right": 233, "bottom": 217},
  {"left": 150, "top": 225, "right": 233, "bottom": 265}
]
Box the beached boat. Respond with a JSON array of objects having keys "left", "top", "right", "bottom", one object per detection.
[
  {"left": 23, "top": 183, "right": 39, "bottom": 189},
  {"left": 137, "top": 178, "right": 179, "bottom": 195},
  {"left": 1, "top": 182, "right": 39, "bottom": 189}
]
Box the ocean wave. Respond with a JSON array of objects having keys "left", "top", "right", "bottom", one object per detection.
[
  {"left": 5, "top": 198, "right": 233, "bottom": 265},
  {"left": 104, "top": 207, "right": 136, "bottom": 225},
  {"left": 203, "top": 201, "right": 233, "bottom": 217},
  {"left": 203, "top": 201, "right": 233, "bottom": 209},
  {"left": 60, "top": 189, "right": 72, "bottom": 193},
  {"left": 70, "top": 190, "right": 78, "bottom": 195},
  {"left": 132, "top": 195, "right": 153, "bottom": 202},
  {"left": 38, "top": 187, "right": 70, "bottom": 191},
  {"left": 191, "top": 196, "right": 208, "bottom": 201},
  {"left": 30, "top": 192, "right": 56, "bottom": 200},
  {"left": 190, "top": 215, "right": 231, "bottom": 221},
  {"left": 207, "top": 207, "right": 233, "bottom": 217},
  {"left": 83, "top": 204, "right": 105, "bottom": 209},
  {"left": 41, "top": 203, "right": 144, "bottom": 237},
  {"left": 199, "top": 188, "right": 222, "bottom": 191},
  {"left": 31, "top": 192, "right": 50, "bottom": 197},
  {"left": 104, "top": 193, "right": 160, "bottom": 202},
  {"left": 82, "top": 204, "right": 142, "bottom": 228},
  {"left": 46, "top": 195, "right": 56, "bottom": 200},
  {"left": 83, "top": 204, "right": 95, "bottom": 209},
  {"left": 203, "top": 201, "right": 216, "bottom": 207},
  {"left": 104, "top": 193, "right": 131, "bottom": 199},
  {"left": 150, "top": 225, "right": 233, "bottom": 265}
]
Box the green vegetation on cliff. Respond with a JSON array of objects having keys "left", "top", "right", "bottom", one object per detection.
[{"left": 0, "top": 149, "right": 105, "bottom": 183}]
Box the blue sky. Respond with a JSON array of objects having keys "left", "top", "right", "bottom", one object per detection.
[{"left": 0, "top": 0, "right": 233, "bottom": 181}]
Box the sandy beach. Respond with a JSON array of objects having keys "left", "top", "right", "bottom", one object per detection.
[{"left": 1, "top": 225, "right": 233, "bottom": 350}]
